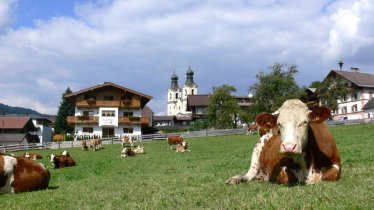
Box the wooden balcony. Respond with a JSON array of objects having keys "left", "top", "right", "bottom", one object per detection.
[
  {"left": 75, "top": 99, "right": 141, "bottom": 108},
  {"left": 118, "top": 116, "right": 150, "bottom": 126},
  {"left": 67, "top": 116, "right": 150, "bottom": 126},
  {"left": 67, "top": 116, "right": 99, "bottom": 125}
]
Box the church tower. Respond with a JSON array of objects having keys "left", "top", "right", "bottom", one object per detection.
[
  {"left": 182, "top": 65, "right": 198, "bottom": 114},
  {"left": 167, "top": 71, "right": 182, "bottom": 116}
]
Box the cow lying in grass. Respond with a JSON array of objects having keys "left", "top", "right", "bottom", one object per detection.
[
  {"left": 176, "top": 141, "right": 190, "bottom": 153},
  {"left": 0, "top": 153, "right": 50, "bottom": 194},
  {"left": 48, "top": 151, "right": 76, "bottom": 169},
  {"left": 120, "top": 146, "right": 145, "bottom": 157},
  {"left": 24, "top": 152, "right": 43, "bottom": 160},
  {"left": 226, "top": 99, "right": 341, "bottom": 185}
]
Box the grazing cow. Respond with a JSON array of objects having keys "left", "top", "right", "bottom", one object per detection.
[
  {"left": 52, "top": 134, "right": 65, "bottom": 142},
  {"left": 81, "top": 140, "right": 88, "bottom": 151},
  {"left": 0, "top": 153, "right": 50, "bottom": 194},
  {"left": 120, "top": 148, "right": 136, "bottom": 157},
  {"left": 121, "top": 136, "right": 134, "bottom": 147},
  {"left": 226, "top": 99, "right": 341, "bottom": 185},
  {"left": 176, "top": 141, "right": 190, "bottom": 153},
  {"left": 87, "top": 139, "right": 102, "bottom": 151},
  {"left": 167, "top": 136, "right": 184, "bottom": 150},
  {"left": 48, "top": 151, "right": 76, "bottom": 169},
  {"left": 24, "top": 152, "right": 43, "bottom": 160}
]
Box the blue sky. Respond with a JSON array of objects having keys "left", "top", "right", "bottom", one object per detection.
[
  {"left": 11, "top": 0, "right": 80, "bottom": 28},
  {"left": 0, "top": 0, "right": 374, "bottom": 115}
]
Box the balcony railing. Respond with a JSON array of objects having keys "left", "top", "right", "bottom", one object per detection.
[
  {"left": 75, "top": 99, "right": 141, "bottom": 108},
  {"left": 118, "top": 116, "right": 149, "bottom": 125},
  {"left": 67, "top": 116, "right": 150, "bottom": 126},
  {"left": 67, "top": 116, "right": 99, "bottom": 125}
]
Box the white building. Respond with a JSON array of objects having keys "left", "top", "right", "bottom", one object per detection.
[
  {"left": 322, "top": 68, "right": 374, "bottom": 120},
  {"left": 167, "top": 66, "right": 198, "bottom": 116},
  {"left": 30, "top": 116, "right": 53, "bottom": 143},
  {"left": 65, "top": 82, "right": 152, "bottom": 138}
]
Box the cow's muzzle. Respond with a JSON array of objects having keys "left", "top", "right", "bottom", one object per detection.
[{"left": 280, "top": 143, "right": 301, "bottom": 155}]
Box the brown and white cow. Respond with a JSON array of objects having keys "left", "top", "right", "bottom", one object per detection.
[
  {"left": 226, "top": 99, "right": 341, "bottom": 185},
  {"left": 0, "top": 153, "right": 50, "bottom": 194},
  {"left": 167, "top": 136, "right": 184, "bottom": 150},
  {"left": 120, "top": 147, "right": 136, "bottom": 157},
  {"left": 24, "top": 152, "right": 43, "bottom": 160},
  {"left": 48, "top": 151, "right": 76, "bottom": 169},
  {"left": 87, "top": 139, "right": 102, "bottom": 151},
  {"left": 176, "top": 141, "right": 190, "bottom": 153},
  {"left": 121, "top": 136, "right": 134, "bottom": 148},
  {"left": 81, "top": 140, "right": 88, "bottom": 151},
  {"left": 133, "top": 145, "right": 145, "bottom": 155}
]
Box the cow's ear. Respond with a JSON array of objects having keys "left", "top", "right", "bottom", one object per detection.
[
  {"left": 256, "top": 113, "right": 278, "bottom": 129},
  {"left": 308, "top": 106, "right": 331, "bottom": 123}
]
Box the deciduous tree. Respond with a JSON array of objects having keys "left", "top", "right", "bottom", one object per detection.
[
  {"left": 316, "top": 74, "right": 348, "bottom": 112},
  {"left": 206, "top": 84, "right": 241, "bottom": 129},
  {"left": 248, "top": 63, "right": 303, "bottom": 120}
]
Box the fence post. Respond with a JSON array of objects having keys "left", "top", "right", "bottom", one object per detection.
[
  {"left": 71, "top": 140, "right": 73, "bottom": 148},
  {"left": 58, "top": 141, "right": 61, "bottom": 149},
  {"left": 111, "top": 136, "right": 114, "bottom": 145}
]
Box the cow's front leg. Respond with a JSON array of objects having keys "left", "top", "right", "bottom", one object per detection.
[
  {"left": 322, "top": 164, "right": 341, "bottom": 181},
  {"left": 276, "top": 167, "right": 298, "bottom": 185}
]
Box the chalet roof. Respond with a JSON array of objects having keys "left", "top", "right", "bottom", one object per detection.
[
  {"left": 0, "top": 117, "right": 36, "bottom": 130},
  {"left": 329, "top": 70, "right": 374, "bottom": 88},
  {"left": 175, "top": 116, "right": 193, "bottom": 121},
  {"left": 187, "top": 95, "right": 209, "bottom": 106},
  {"left": 153, "top": 116, "right": 175, "bottom": 121},
  {"left": 64, "top": 82, "right": 153, "bottom": 108},
  {"left": 363, "top": 98, "right": 374, "bottom": 110},
  {"left": 2, "top": 114, "right": 53, "bottom": 124},
  {"left": 0, "top": 134, "right": 27, "bottom": 144}
]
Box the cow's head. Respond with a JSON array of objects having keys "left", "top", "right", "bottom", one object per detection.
[
  {"left": 48, "top": 154, "right": 55, "bottom": 164},
  {"left": 256, "top": 99, "right": 331, "bottom": 156}
]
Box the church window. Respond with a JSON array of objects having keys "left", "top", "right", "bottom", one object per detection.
[
  {"left": 192, "top": 89, "right": 194, "bottom": 95},
  {"left": 176, "top": 93, "right": 178, "bottom": 99}
]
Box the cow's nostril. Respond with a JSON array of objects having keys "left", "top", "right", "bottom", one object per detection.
[{"left": 282, "top": 143, "right": 297, "bottom": 152}]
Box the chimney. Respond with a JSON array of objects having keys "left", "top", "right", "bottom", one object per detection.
[{"left": 351, "top": 67, "right": 359, "bottom": 73}]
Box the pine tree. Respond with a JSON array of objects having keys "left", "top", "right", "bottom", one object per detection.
[{"left": 54, "top": 87, "right": 75, "bottom": 135}]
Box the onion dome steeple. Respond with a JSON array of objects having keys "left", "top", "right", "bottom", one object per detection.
[
  {"left": 170, "top": 69, "right": 180, "bottom": 91},
  {"left": 185, "top": 65, "right": 197, "bottom": 87}
]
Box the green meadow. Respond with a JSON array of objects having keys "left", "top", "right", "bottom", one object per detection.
[{"left": 1, "top": 124, "right": 373, "bottom": 209}]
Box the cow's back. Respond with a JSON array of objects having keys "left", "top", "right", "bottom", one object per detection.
[
  {"left": 0, "top": 155, "right": 50, "bottom": 193},
  {"left": 168, "top": 136, "right": 183, "bottom": 145}
]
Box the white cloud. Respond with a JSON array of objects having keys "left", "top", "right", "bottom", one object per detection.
[
  {"left": 1, "top": 0, "right": 374, "bottom": 115},
  {"left": 0, "top": 0, "right": 17, "bottom": 31},
  {"left": 326, "top": 0, "right": 374, "bottom": 61}
]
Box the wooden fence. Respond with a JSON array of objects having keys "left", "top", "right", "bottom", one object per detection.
[{"left": 0, "top": 128, "right": 247, "bottom": 153}]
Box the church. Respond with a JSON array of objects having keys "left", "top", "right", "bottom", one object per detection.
[{"left": 167, "top": 65, "right": 198, "bottom": 116}]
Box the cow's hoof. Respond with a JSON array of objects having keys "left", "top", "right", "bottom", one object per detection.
[{"left": 225, "top": 176, "right": 241, "bottom": 185}]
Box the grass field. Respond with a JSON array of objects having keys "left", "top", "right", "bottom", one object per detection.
[{"left": 1, "top": 124, "right": 374, "bottom": 209}]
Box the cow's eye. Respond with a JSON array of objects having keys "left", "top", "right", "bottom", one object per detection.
[
  {"left": 277, "top": 122, "right": 282, "bottom": 128},
  {"left": 298, "top": 121, "right": 307, "bottom": 127}
]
